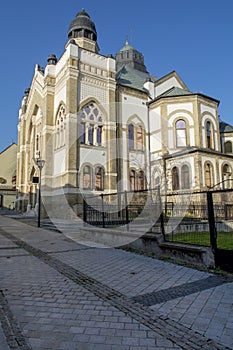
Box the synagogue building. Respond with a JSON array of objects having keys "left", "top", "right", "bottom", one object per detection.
[{"left": 16, "top": 9, "right": 233, "bottom": 215}]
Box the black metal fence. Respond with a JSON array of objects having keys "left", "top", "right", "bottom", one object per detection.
[
  {"left": 82, "top": 189, "right": 161, "bottom": 229},
  {"left": 82, "top": 188, "right": 233, "bottom": 249},
  {"left": 162, "top": 191, "right": 210, "bottom": 247},
  {"left": 163, "top": 190, "right": 233, "bottom": 248}
]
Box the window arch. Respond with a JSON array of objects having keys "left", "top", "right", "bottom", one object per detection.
[
  {"left": 224, "top": 141, "right": 232, "bottom": 154},
  {"left": 83, "top": 165, "right": 92, "bottom": 190},
  {"left": 172, "top": 167, "right": 179, "bottom": 191},
  {"left": 55, "top": 105, "right": 66, "bottom": 149},
  {"left": 95, "top": 166, "right": 104, "bottom": 191},
  {"left": 222, "top": 164, "right": 232, "bottom": 189},
  {"left": 205, "top": 163, "right": 213, "bottom": 188},
  {"left": 129, "top": 169, "right": 146, "bottom": 191},
  {"left": 138, "top": 171, "right": 146, "bottom": 190},
  {"left": 206, "top": 121, "right": 214, "bottom": 149},
  {"left": 181, "top": 164, "right": 190, "bottom": 189},
  {"left": 79, "top": 102, "right": 103, "bottom": 146},
  {"left": 176, "top": 119, "right": 187, "bottom": 147},
  {"left": 130, "top": 170, "right": 136, "bottom": 191}
]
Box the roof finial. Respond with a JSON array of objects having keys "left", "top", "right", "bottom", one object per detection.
[{"left": 126, "top": 35, "right": 129, "bottom": 45}]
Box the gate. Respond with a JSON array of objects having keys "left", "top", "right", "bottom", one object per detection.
[{"left": 207, "top": 189, "right": 233, "bottom": 272}]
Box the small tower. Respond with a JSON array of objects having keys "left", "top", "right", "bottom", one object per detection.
[
  {"left": 115, "top": 38, "right": 147, "bottom": 72},
  {"left": 68, "top": 9, "right": 99, "bottom": 53}
]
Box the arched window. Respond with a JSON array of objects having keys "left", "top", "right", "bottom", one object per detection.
[
  {"left": 136, "top": 126, "right": 143, "bottom": 150},
  {"left": 55, "top": 105, "right": 66, "bottom": 149},
  {"left": 83, "top": 165, "right": 92, "bottom": 190},
  {"left": 79, "top": 102, "right": 103, "bottom": 146},
  {"left": 181, "top": 165, "right": 190, "bottom": 189},
  {"left": 128, "top": 124, "right": 134, "bottom": 150},
  {"left": 206, "top": 121, "right": 214, "bottom": 149},
  {"left": 205, "top": 163, "right": 213, "bottom": 188},
  {"left": 176, "top": 120, "right": 187, "bottom": 147},
  {"left": 172, "top": 167, "right": 179, "bottom": 191},
  {"left": 130, "top": 170, "right": 136, "bottom": 191},
  {"left": 138, "top": 171, "right": 146, "bottom": 190},
  {"left": 222, "top": 164, "right": 231, "bottom": 189},
  {"left": 224, "top": 141, "right": 232, "bottom": 154},
  {"left": 95, "top": 166, "right": 104, "bottom": 191}
]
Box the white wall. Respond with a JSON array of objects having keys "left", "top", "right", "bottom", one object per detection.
[{"left": 155, "top": 77, "right": 182, "bottom": 97}]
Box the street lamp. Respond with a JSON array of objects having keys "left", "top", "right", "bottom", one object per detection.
[{"left": 34, "top": 155, "right": 45, "bottom": 227}]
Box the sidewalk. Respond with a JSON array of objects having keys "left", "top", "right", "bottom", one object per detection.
[{"left": 0, "top": 215, "right": 232, "bottom": 350}]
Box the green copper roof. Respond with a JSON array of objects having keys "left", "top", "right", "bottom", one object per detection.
[
  {"left": 119, "top": 38, "right": 136, "bottom": 52},
  {"left": 116, "top": 65, "right": 157, "bottom": 92},
  {"left": 158, "top": 86, "right": 191, "bottom": 97}
]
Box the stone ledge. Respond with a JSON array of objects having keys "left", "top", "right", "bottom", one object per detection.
[{"left": 76, "top": 226, "right": 215, "bottom": 269}]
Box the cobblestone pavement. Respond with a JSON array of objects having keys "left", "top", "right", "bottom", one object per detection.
[{"left": 0, "top": 216, "right": 232, "bottom": 349}]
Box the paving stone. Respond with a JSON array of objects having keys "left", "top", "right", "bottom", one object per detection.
[{"left": 0, "top": 217, "right": 232, "bottom": 350}]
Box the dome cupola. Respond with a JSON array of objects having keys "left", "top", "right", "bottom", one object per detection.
[
  {"left": 116, "top": 38, "right": 147, "bottom": 72},
  {"left": 68, "top": 9, "right": 99, "bottom": 53}
]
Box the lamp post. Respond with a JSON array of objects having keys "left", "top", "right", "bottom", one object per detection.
[{"left": 35, "top": 156, "right": 45, "bottom": 227}]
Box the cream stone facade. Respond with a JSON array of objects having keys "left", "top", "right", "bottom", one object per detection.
[
  {"left": 0, "top": 143, "right": 17, "bottom": 209},
  {"left": 16, "top": 9, "right": 233, "bottom": 216}
]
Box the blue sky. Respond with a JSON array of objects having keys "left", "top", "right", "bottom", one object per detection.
[{"left": 0, "top": 0, "right": 232, "bottom": 152}]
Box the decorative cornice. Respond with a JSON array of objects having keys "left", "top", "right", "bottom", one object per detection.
[{"left": 81, "top": 75, "right": 107, "bottom": 88}]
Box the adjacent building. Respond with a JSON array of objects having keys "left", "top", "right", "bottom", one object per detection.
[{"left": 0, "top": 143, "right": 17, "bottom": 209}]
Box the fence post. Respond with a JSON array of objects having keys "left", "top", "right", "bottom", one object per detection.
[
  {"left": 83, "top": 199, "right": 87, "bottom": 225},
  {"left": 124, "top": 191, "right": 129, "bottom": 230},
  {"left": 158, "top": 185, "right": 165, "bottom": 239},
  {"left": 224, "top": 204, "right": 228, "bottom": 220},
  {"left": 207, "top": 191, "right": 217, "bottom": 252},
  {"left": 101, "top": 193, "right": 105, "bottom": 228}
]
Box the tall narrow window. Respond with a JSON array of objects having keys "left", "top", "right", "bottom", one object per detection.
[
  {"left": 88, "top": 124, "right": 94, "bottom": 145},
  {"left": 36, "top": 135, "right": 39, "bottom": 152},
  {"left": 97, "top": 126, "right": 102, "bottom": 146},
  {"left": 176, "top": 120, "right": 187, "bottom": 147},
  {"left": 206, "top": 121, "right": 214, "bottom": 149},
  {"left": 130, "top": 170, "right": 136, "bottom": 191},
  {"left": 172, "top": 167, "right": 179, "bottom": 190},
  {"left": 83, "top": 165, "right": 92, "bottom": 190},
  {"left": 55, "top": 105, "right": 66, "bottom": 149},
  {"left": 181, "top": 165, "right": 190, "bottom": 189},
  {"left": 154, "top": 176, "right": 160, "bottom": 187},
  {"left": 95, "top": 167, "right": 104, "bottom": 191},
  {"left": 128, "top": 124, "right": 134, "bottom": 150},
  {"left": 80, "top": 123, "right": 85, "bottom": 144},
  {"left": 205, "top": 163, "right": 212, "bottom": 188},
  {"left": 136, "top": 126, "right": 143, "bottom": 150},
  {"left": 222, "top": 164, "right": 231, "bottom": 189},
  {"left": 138, "top": 171, "right": 145, "bottom": 190},
  {"left": 224, "top": 141, "right": 232, "bottom": 154}
]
